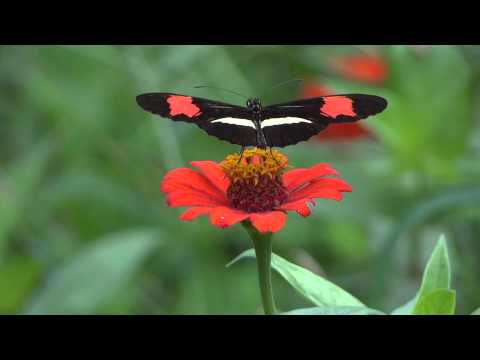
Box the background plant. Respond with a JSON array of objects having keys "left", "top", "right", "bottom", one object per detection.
[{"left": 1, "top": 45, "right": 479, "bottom": 314}]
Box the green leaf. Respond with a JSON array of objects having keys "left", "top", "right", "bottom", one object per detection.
[
  {"left": 0, "top": 258, "right": 42, "bottom": 314},
  {"left": 228, "top": 249, "right": 365, "bottom": 308},
  {"left": 0, "top": 142, "right": 53, "bottom": 257},
  {"left": 417, "top": 234, "right": 451, "bottom": 296},
  {"left": 374, "top": 188, "right": 480, "bottom": 299},
  {"left": 24, "top": 228, "right": 161, "bottom": 314},
  {"left": 391, "top": 297, "right": 417, "bottom": 315},
  {"left": 412, "top": 289, "right": 456, "bottom": 315},
  {"left": 392, "top": 234, "right": 452, "bottom": 315},
  {"left": 471, "top": 308, "right": 480, "bottom": 315},
  {"left": 283, "top": 307, "right": 385, "bottom": 315}
]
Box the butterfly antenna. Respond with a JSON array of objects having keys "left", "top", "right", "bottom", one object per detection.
[
  {"left": 259, "top": 78, "right": 304, "bottom": 98},
  {"left": 194, "top": 85, "right": 248, "bottom": 99}
]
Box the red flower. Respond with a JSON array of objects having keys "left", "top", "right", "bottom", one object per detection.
[
  {"left": 301, "top": 82, "right": 373, "bottom": 141},
  {"left": 317, "top": 123, "right": 372, "bottom": 140},
  {"left": 327, "top": 54, "right": 388, "bottom": 85},
  {"left": 301, "top": 82, "right": 332, "bottom": 98},
  {"left": 161, "top": 148, "right": 352, "bottom": 234}
]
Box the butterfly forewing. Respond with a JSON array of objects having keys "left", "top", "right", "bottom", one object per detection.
[
  {"left": 136, "top": 93, "right": 257, "bottom": 146},
  {"left": 136, "top": 92, "right": 387, "bottom": 148},
  {"left": 261, "top": 94, "right": 387, "bottom": 147}
]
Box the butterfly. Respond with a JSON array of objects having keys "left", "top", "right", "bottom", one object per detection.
[{"left": 136, "top": 91, "right": 387, "bottom": 148}]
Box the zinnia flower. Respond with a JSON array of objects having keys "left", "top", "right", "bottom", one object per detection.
[
  {"left": 327, "top": 53, "right": 388, "bottom": 85},
  {"left": 301, "top": 82, "right": 373, "bottom": 141},
  {"left": 161, "top": 148, "right": 352, "bottom": 234}
]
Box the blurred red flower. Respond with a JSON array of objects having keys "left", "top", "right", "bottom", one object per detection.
[
  {"left": 328, "top": 54, "right": 388, "bottom": 84},
  {"left": 161, "top": 148, "right": 352, "bottom": 234},
  {"left": 301, "top": 82, "right": 373, "bottom": 141},
  {"left": 301, "top": 83, "right": 332, "bottom": 98}
]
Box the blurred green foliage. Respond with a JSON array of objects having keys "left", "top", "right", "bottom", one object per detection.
[{"left": 1, "top": 45, "right": 480, "bottom": 314}]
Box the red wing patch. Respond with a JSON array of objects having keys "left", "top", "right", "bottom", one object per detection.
[
  {"left": 167, "top": 95, "right": 202, "bottom": 118},
  {"left": 320, "top": 96, "right": 356, "bottom": 118}
]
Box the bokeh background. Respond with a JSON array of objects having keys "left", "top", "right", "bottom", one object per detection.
[{"left": 1, "top": 45, "right": 479, "bottom": 314}]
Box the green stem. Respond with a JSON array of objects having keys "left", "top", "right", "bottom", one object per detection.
[{"left": 243, "top": 222, "right": 277, "bottom": 315}]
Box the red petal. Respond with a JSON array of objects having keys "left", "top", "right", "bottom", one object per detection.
[
  {"left": 288, "top": 178, "right": 352, "bottom": 202},
  {"left": 276, "top": 200, "right": 312, "bottom": 217},
  {"left": 291, "top": 188, "right": 345, "bottom": 202},
  {"left": 283, "top": 163, "right": 339, "bottom": 192},
  {"left": 161, "top": 167, "right": 228, "bottom": 204},
  {"left": 191, "top": 161, "right": 230, "bottom": 194},
  {"left": 180, "top": 207, "right": 213, "bottom": 221},
  {"left": 166, "top": 191, "right": 226, "bottom": 208},
  {"left": 209, "top": 207, "right": 250, "bottom": 229},
  {"left": 249, "top": 211, "right": 287, "bottom": 233}
]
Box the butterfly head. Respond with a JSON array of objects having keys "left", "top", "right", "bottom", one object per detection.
[{"left": 246, "top": 98, "right": 262, "bottom": 113}]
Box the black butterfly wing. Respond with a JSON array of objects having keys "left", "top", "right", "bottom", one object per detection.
[
  {"left": 136, "top": 93, "right": 257, "bottom": 146},
  {"left": 261, "top": 94, "right": 387, "bottom": 147}
]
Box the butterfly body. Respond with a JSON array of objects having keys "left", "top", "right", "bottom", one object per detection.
[
  {"left": 245, "top": 97, "right": 268, "bottom": 148},
  {"left": 136, "top": 92, "right": 387, "bottom": 148}
]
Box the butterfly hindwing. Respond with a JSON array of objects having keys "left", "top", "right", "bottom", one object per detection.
[
  {"left": 261, "top": 94, "right": 387, "bottom": 147},
  {"left": 136, "top": 93, "right": 257, "bottom": 146},
  {"left": 136, "top": 92, "right": 387, "bottom": 148}
]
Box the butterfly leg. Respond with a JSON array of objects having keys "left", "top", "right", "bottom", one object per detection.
[
  {"left": 262, "top": 130, "right": 280, "bottom": 165},
  {"left": 268, "top": 147, "right": 280, "bottom": 165},
  {"left": 237, "top": 146, "right": 246, "bottom": 164}
]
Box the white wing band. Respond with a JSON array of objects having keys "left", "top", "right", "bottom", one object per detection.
[
  {"left": 211, "top": 117, "right": 313, "bottom": 129},
  {"left": 260, "top": 117, "right": 313, "bottom": 128},
  {"left": 211, "top": 118, "right": 256, "bottom": 129}
]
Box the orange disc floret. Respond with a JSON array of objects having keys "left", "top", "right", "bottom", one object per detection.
[
  {"left": 222, "top": 148, "right": 289, "bottom": 212},
  {"left": 220, "top": 148, "right": 288, "bottom": 185}
]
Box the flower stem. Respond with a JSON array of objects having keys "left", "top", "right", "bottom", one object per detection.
[{"left": 243, "top": 222, "right": 277, "bottom": 315}]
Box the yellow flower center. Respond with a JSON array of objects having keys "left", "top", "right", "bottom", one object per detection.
[
  {"left": 220, "top": 147, "right": 288, "bottom": 185},
  {"left": 220, "top": 148, "right": 289, "bottom": 213}
]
